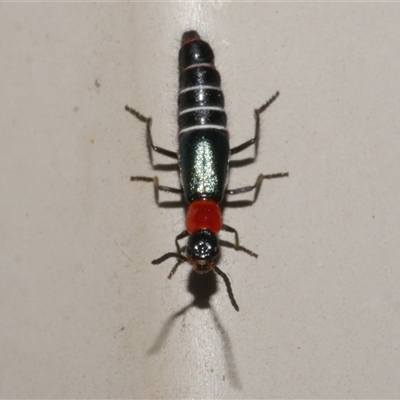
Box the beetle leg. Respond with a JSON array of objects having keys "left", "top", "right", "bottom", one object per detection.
[
  {"left": 221, "top": 224, "right": 258, "bottom": 258},
  {"left": 125, "top": 105, "right": 178, "bottom": 160},
  {"left": 130, "top": 176, "right": 182, "bottom": 204},
  {"left": 230, "top": 91, "right": 280, "bottom": 156},
  {"left": 174, "top": 230, "right": 189, "bottom": 254},
  {"left": 226, "top": 172, "right": 288, "bottom": 202}
]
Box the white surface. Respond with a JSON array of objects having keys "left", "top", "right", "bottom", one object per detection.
[{"left": 1, "top": 2, "right": 400, "bottom": 398}]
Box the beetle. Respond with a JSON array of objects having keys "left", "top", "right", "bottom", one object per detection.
[{"left": 125, "top": 31, "right": 288, "bottom": 311}]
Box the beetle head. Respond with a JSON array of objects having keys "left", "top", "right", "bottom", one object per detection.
[{"left": 186, "top": 230, "right": 220, "bottom": 273}]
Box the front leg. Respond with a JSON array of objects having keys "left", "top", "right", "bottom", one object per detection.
[
  {"left": 174, "top": 230, "right": 189, "bottom": 254},
  {"left": 221, "top": 224, "right": 258, "bottom": 258}
]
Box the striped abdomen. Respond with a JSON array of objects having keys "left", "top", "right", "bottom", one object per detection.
[{"left": 178, "top": 31, "right": 230, "bottom": 204}]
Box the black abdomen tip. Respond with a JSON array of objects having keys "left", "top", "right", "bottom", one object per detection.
[{"left": 182, "top": 31, "right": 200, "bottom": 45}]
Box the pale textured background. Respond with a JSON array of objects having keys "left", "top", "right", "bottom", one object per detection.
[{"left": 1, "top": 2, "right": 400, "bottom": 398}]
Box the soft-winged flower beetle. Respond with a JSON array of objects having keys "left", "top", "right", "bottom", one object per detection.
[{"left": 125, "top": 31, "right": 288, "bottom": 311}]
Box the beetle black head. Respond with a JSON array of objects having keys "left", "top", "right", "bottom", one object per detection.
[
  {"left": 150, "top": 231, "right": 238, "bottom": 311},
  {"left": 186, "top": 230, "right": 219, "bottom": 274}
]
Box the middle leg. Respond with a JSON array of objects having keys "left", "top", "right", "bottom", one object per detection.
[{"left": 226, "top": 172, "right": 289, "bottom": 203}]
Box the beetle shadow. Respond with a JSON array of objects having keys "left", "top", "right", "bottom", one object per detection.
[
  {"left": 146, "top": 270, "right": 241, "bottom": 389},
  {"left": 229, "top": 156, "right": 257, "bottom": 169},
  {"left": 151, "top": 190, "right": 185, "bottom": 209},
  {"left": 149, "top": 162, "right": 179, "bottom": 172},
  {"left": 221, "top": 196, "right": 262, "bottom": 209}
]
